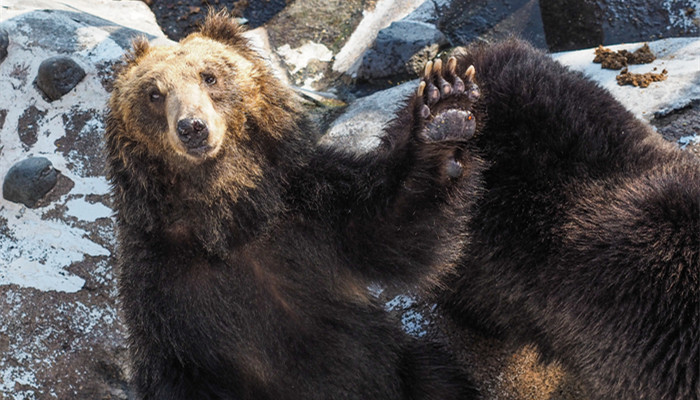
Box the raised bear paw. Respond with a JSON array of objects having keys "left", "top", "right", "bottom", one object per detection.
[{"left": 415, "top": 57, "right": 480, "bottom": 178}]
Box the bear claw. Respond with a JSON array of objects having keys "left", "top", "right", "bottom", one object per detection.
[
  {"left": 445, "top": 158, "right": 464, "bottom": 178},
  {"left": 417, "top": 56, "right": 479, "bottom": 143},
  {"left": 418, "top": 57, "right": 478, "bottom": 116}
]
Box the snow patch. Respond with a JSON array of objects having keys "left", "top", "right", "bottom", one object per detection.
[
  {"left": 385, "top": 294, "right": 430, "bottom": 337},
  {"left": 277, "top": 42, "right": 333, "bottom": 74},
  {"left": 65, "top": 198, "right": 113, "bottom": 221}
]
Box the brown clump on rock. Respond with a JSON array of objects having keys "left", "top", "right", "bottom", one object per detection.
[
  {"left": 593, "top": 43, "right": 656, "bottom": 70},
  {"left": 593, "top": 45, "right": 627, "bottom": 69},
  {"left": 616, "top": 67, "right": 668, "bottom": 88}
]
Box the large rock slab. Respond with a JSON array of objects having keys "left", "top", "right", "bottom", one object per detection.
[
  {"left": 541, "top": 0, "right": 700, "bottom": 51},
  {"left": 437, "top": 0, "right": 547, "bottom": 49},
  {"left": 554, "top": 38, "right": 700, "bottom": 125},
  {"left": 0, "top": 4, "right": 165, "bottom": 399}
]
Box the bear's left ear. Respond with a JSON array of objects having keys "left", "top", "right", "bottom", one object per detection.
[
  {"left": 123, "top": 36, "right": 151, "bottom": 66},
  {"left": 198, "top": 9, "right": 248, "bottom": 49}
]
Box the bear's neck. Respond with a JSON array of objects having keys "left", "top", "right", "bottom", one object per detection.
[{"left": 112, "top": 139, "right": 300, "bottom": 256}]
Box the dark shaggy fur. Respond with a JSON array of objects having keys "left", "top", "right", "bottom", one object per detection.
[
  {"left": 437, "top": 40, "right": 700, "bottom": 400},
  {"left": 106, "top": 11, "right": 482, "bottom": 400}
]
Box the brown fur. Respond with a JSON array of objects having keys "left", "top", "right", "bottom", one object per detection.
[
  {"left": 437, "top": 40, "right": 699, "bottom": 400},
  {"left": 106, "top": 11, "right": 481, "bottom": 400}
]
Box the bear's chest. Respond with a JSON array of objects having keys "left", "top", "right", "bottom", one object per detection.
[{"left": 147, "top": 246, "right": 301, "bottom": 338}]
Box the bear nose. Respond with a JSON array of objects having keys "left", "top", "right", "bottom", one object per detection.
[{"left": 176, "top": 118, "right": 209, "bottom": 149}]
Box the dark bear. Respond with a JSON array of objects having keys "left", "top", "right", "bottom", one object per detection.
[
  {"left": 436, "top": 39, "right": 699, "bottom": 400},
  {"left": 105, "top": 11, "right": 483, "bottom": 400}
]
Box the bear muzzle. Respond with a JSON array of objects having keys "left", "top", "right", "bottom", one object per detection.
[{"left": 177, "top": 117, "right": 211, "bottom": 155}]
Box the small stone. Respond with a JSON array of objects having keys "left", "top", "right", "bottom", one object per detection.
[
  {"left": 35, "top": 56, "right": 86, "bottom": 102},
  {"left": 3, "top": 157, "right": 59, "bottom": 208},
  {"left": 0, "top": 30, "right": 8, "bottom": 64}
]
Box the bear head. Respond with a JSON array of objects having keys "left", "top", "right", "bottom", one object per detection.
[{"left": 108, "top": 12, "right": 295, "bottom": 168}]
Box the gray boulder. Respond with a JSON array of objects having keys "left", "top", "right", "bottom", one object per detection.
[
  {"left": 540, "top": 0, "right": 700, "bottom": 51},
  {"left": 321, "top": 80, "right": 417, "bottom": 152},
  {"left": 356, "top": 20, "right": 448, "bottom": 80},
  {"left": 2, "top": 157, "right": 58, "bottom": 208}
]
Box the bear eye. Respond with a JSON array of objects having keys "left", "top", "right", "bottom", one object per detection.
[
  {"left": 149, "top": 89, "right": 163, "bottom": 103},
  {"left": 202, "top": 73, "right": 217, "bottom": 86}
]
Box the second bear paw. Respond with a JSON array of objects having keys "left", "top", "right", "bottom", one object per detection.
[{"left": 416, "top": 57, "right": 480, "bottom": 178}]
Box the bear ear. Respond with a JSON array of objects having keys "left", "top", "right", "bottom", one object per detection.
[
  {"left": 123, "top": 36, "right": 151, "bottom": 66},
  {"left": 198, "top": 9, "right": 248, "bottom": 49}
]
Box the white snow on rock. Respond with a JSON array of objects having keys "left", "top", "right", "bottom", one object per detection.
[
  {"left": 0, "top": 10, "right": 125, "bottom": 293},
  {"left": 553, "top": 37, "right": 700, "bottom": 123},
  {"left": 679, "top": 134, "right": 700, "bottom": 149},
  {"left": 277, "top": 41, "right": 334, "bottom": 74},
  {"left": 663, "top": 0, "right": 700, "bottom": 30},
  {"left": 1, "top": 0, "right": 165, "bottom": 38},
  {"left": 65, "top": 198, "right": 113, "bottom": 221}
]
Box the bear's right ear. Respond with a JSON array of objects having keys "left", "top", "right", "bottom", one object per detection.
[
  {"left": 123, "top": 36, "right": 151, "bottom": 66},
  {"left": 198, "top": 9, "right": 248, "bottom": 49}
]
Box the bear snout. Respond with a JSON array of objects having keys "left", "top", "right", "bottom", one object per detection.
[{"left": 176, "top": 118, "right": 210, "bottom": 151}]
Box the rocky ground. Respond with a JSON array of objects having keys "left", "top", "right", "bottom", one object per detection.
[{"left": 0, "top": 0, "right": 698, "bottom": 399}]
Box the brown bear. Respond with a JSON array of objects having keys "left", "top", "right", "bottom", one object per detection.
[
  {"left": 436, "top": 39, "right": 699, "bottom": 400},
  {"left": 106, "top": 11, "right": 483, "bottom": 400}
]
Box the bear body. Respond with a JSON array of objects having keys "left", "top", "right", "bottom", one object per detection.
[
  {"left": 106, "top": 12, "right": 482, "bottom": 400},
  {"left": 438, "top": 40, "right": 699, "bottom": 400}
]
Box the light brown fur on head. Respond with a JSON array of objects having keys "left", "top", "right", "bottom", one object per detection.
[
  {"left": 108, "top": 11, "right": 300, "bottom": 168},
  {"left": 106, "top": 11, "right": 308, "bottom": 237}
]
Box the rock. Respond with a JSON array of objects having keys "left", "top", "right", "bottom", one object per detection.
[
  {"left": 553, "top": 37, "right": 700, "bottom": 125},
  {"left": 0, "top": 29, "right": 8, "bottom": 64},
  {"left": 356, "top": 20, "right": 447, "bottom": 80},
  {"left": 539, "top": 0, "right": 601, "bottom": 51},
  {"left": 2, "top": 157, "right": 58, "bottom": 208},
  {"left": 35, "top": 56, "right": 86, "bottom": 101},
  {"left": 321, "top": 79, "right": 417, "bottom": 153},
  {"left": 439, "top": 0, "right": 547, "bottom": 49},
  {"left": 403, "top": 0, "right": 448, "bottom": 25},
  {"left": 0, "top": 3, "right": 165, "bottom": 399},
  {"left": 1, "top": 0, "right": 165, "bottom": 38},
  {"left": 652, "top": 99, "right": 700, "bottom": 157},
  {"left": 331, "top": 0, "right": 426, "bottom": 77},
  {"left": 540, "top": 0, "right": 700, "bottom": 51}
]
